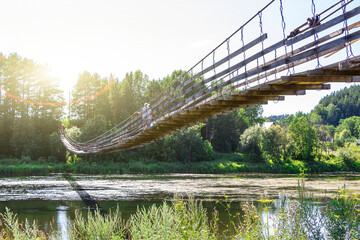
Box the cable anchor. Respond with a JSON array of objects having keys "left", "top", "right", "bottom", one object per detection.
[{"left": 307, "top": 14, "right": 320, "bottom": 28}]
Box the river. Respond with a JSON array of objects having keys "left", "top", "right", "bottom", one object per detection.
[{"left": 0, "top": 173, "right": 360, "bottom": 238}]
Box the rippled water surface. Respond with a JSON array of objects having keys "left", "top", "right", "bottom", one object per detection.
[
  {"left": 1, "top": 173, "right": 360, "bottom": 201},
  {"left": 0, "top": 173, "right": 359, "bottom": 238}
]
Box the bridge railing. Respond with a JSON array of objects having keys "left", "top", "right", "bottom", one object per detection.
[{"left": 61, "top": 0, "right": 360, "bottom": 153}]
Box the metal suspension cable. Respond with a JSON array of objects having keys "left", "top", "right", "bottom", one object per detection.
[
  {"left": 142, "top": 0, "right": 276, "bottom": 115},
  {"left": 288, "top": 0, "right": 354, "bottom": 38},
  {"left": 83, "top": 0, "right": 358, "bottom": 148},
  {"left": 62, "top": 0, "right": 360, "bottom": 153},
  {"left": 79, "top": 0, "right": 358, "bottom": 148}
]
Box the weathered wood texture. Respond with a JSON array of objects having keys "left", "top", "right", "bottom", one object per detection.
[{"left": 60, "top": 3, "right": 360, "bottom": 154}]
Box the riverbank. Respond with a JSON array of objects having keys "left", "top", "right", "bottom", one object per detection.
[
  {"left": 1, "top": 153, "right": 359, "bottom": 176},
  {"left": 1, "top": 185, "right": 359, "bottom": 239}
]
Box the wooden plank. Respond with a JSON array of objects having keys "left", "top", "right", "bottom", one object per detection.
[
  {"left": 174, "top": 31, "right": 358, "bottom": 115},
  {"left": 254, "top": 83, "right": 330, "bottom": 91},
  {"left": 61, "top": 15, "right": 360, "bottom": 154},
  {"left": 224, "top": 95, "right": 285, "bottom": 101},
  {"left": 234, "top": 40, "right": 356, "bottom": 90},
  {"left": 151, "top": 34, "right": 268, "bottom": 113},
  {"left": 339, "top": 59, "right": 360, "bottom": 70},
  {"left": 307, "top": 69, "right": 360, "bottom": 76},
  {"left": 158, "top": 31, "right": 341, "bottom": 120},
  {"left": 240, "top": 90, "right": 306, "bottom": 96},
  {"left": 284, "top": 75, "right": 360, "bottom": 83}
]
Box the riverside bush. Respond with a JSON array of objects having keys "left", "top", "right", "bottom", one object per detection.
[
  {"left": 339, "top": 143, "right": 360, "bottom": 169},
  {"left": 1, "top": 186, "right": 360, "bottom": 239}
]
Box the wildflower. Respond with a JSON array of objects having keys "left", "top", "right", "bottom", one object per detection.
[
  {"left": 334, "top": 215, "right": 340, "bottom": 218},
  {"left": 259, "top": 199, "right": 276, "bottom": 203},
  {"left": 338, "top": 189, "right": 346, "bottom": 194}
]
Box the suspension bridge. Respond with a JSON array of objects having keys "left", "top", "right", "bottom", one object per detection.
[{"left": 61, "top": 0, "right": 360, "bottom": 154}]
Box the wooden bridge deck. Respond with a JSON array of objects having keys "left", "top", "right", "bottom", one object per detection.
[
  {"left": 60, "top": 1, "right": 360, "bottom": 154},
  {"left": 61, "top": 57, "right": 360, "bottom": 153}
]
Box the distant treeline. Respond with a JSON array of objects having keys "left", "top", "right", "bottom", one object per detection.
[
  {"left": 0, "top": 53, "right": 264, "bottom": 163},
  {"left": 1, "top": 53, "right": 360, "bottom": 168}
]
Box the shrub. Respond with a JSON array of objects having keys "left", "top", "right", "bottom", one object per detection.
[
  {"left": 338, "top": 143, "right": 360, "bottom": 168},
  {"left": 203, "top": 140, "right": 215, "bottom": 161},
  {"left": 238, "top": 126, "right": 264, "bottom": 162},
  {"left": 128, "top": 161, "right": 148, "bottom": 173},
  {"left": 71, "top": 207, "right": 127, "bottom": 239}
]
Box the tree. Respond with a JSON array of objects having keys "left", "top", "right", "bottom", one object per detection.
[
  {"left": 289, "top": 115, "right": 318, "bottom": 161},
  {"left": 80, "top": 115, "right": 108, "bottom": 142},
  {"left": 202, "top": 105, "right": 264, "bottom": 153},
  {"left": 336, "top": 116, "right": 360, "bottom": 138},
  {"left": 49, "top": 132, "right": 66, "bottom": 161},
  {"left": 315, "top": 85, "right": 360, "bottom": 126},
  {"left": 71, "top": 71, "right": 109, "bottom": 121},
  {"left": 238, "top": 125, "right": 264, "bottom": 162},
  {"left": 0, "top": 53, "right": 64, "bottom": 159},
  {"left": 262, "top": 125, "right": 287, "bottom": 163},
  {"left": 119, "top": 71, "right": 149, "bottom": 117},
  {"left": 171, "top": 124, "right": 213, "bottom": 163}
]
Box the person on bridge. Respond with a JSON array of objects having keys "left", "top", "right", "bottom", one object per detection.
[
  {"left": 136, "top": 103, "right": 152, "bottom": 130},
  {"left": 144, "top": 103, "right": 153, "bottom": 129}
]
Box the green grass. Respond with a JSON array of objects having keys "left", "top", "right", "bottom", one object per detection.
[{"left": 0, "top": 151, "right": 359, "bottom": 177}]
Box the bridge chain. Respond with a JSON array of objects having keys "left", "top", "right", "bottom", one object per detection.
[
  {"left": 60, "top": 0, "right": 360, "bottom": 153},
  {"left": 279, "top": 0, "right": 294, "bottom": 76},
  {"left": 240, "top": 28, "right": 249, "bottom": 90},
  {"left": 258, "top": 11, "right": 268, "bottom": 83},
  {"left": 311, "top": 0, "right": 322, "bottom": 69},
  {"left": 342, "top": 0, "right": 356, "bottom": 59}
]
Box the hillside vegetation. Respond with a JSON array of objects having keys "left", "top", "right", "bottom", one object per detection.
[{"left": 1, "top": 53, "right": 360, "bottom": 175}]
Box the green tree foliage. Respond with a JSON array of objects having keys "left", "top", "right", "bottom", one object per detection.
[
  {"left": 5, "top": 52, "right": 360, "bottom": 166},
  {"left": 336, "top": 116, "right": 360, "bottom": 138},
  {"left": 80, "top": 115, "right": 108, "bottom": 142},
  {"left": 266, "top": 114, "right": 289, "bottom": 123},
  {"left": 49, "top": 132, "right": 66, "bottom": 161},
  {"left": 289, "top": 115, "right": 318, "bottom": 161},
  {"left": 144, "top": 124, "right": 214, "bottom": 162},
  {"left": 262, "top": 125, "right": 287, "bottom": 163},
  {"left": 170, "top": 124, "right": 214, "bottom": 162},
  {"left": 339, "top": 143, "right": 360, "bottom": 166},
  {"left": 0, "top": 53, "right": 64, "bottom": 160},
  {"left": 238, "top": 125, "right": 264, "bottom": 162},
  {"left": 202, "top": 106, "right": 264, "bottom": 153},
  {"left": 313, "top": 85, "right": 360, "bottom": 126},
  {"left": 71, "top": 71, "right": 109, "bottom": 121},
  {"left": 279, "top": 114, "right": 294, "bottom": 128},
  {"left": 66, "top": 126, "right": 82, "bottom": 141}
]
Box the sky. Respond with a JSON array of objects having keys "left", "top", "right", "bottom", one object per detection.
[{"left": 0, "top": 0, "right": 359, "bottom": 117}]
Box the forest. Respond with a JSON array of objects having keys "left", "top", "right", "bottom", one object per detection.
[{"left": 1, "top": 53, "right": 360, "bottom": 175}]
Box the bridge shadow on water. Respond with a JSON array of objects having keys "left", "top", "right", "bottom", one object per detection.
[{"left": 63, "top": 173, "right": 106, "bottom": 215}]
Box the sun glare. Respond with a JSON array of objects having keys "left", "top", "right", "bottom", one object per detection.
[{"left": 48, "top": 62, "right": 79, "bottom": 94}]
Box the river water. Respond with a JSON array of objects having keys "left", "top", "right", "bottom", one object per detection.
[{"left": 0, "top": 173, "right": 360, "bottom": 238}]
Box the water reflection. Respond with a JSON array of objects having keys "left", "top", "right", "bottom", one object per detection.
[
  {"left": 57, "top": 206, "right": 69, "bottom": 240},
  {"left": 0, "top": 173, "right": 359, "bottom": 237}
]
